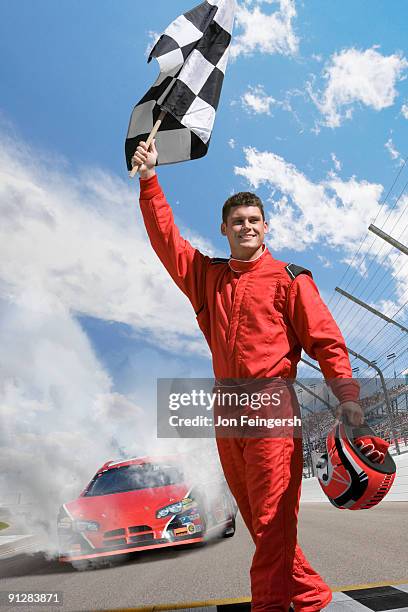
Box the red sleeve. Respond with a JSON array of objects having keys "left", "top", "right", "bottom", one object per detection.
[
  {"left": 139, "top": 174, "right": 209, "bottom": 313},
  {"left": 287, "top": 274, "right": 359, "bottom": 403}
]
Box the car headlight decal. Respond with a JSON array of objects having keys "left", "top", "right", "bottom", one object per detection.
[
  {"left": 156, "top": 499, "right": 186, "bottom": 518},
  {"left": 75, "top": 520, "right": 100, "bottom": 532}
]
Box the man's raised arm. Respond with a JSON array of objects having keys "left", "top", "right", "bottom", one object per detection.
[{"left": 133, "top": 141, "right": 209, "bottom": 314}]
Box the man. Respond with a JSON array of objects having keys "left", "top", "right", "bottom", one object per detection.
[{"left": 133, "top": 140, "right": 363, "bottom": 612}]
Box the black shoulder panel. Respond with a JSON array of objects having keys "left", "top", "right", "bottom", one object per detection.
[
  {"left": 210, "top": 257, "right": 229, "bottom": 265},
  {"left": 284, "top": 263, "right": 313, "bottom": 280}
]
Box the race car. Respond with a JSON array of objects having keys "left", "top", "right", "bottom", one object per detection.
[{"left": 57, "top": 455, "right": 237, "bottom": 570}]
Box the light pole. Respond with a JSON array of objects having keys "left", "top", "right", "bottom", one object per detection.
[
  {"left": 311, "top": 383, "right": 316, "bottom": 410},
  {"left": 297, "top": 386, "right": 315, "bottom": 477},
  {"left": 310, "top": 383, "right": 322, "bottom": 449},
  {"left": 387, "top": 353, "right": 397, "bottom": 381},
  {"left": 298, "top": 388, "right": 308, "bottom": 477},
  {"left": 372, "top": 360, "right": 379, "bottom": 392},
  {"left": 369, "top": 360, "right": 381, "bottom": 415},
  {"left": 347, "top": 347, "right": 400, "bottom": 455}
]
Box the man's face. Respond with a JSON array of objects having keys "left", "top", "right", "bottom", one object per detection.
[{"left": 221, "top": 205, "right": 268, "bottom": 260}]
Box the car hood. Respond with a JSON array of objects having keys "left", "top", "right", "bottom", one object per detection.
[{"left": 64, "top": 484, "right": 190, "bottom": 524}]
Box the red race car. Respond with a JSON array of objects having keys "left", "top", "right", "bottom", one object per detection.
[{"left": 58, "top": 455, "right": 237, "bottom": 570}]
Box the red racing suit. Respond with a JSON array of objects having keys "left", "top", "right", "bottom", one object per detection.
[{"left": 139, "top": 175, "right": 359, "bottom": 611}]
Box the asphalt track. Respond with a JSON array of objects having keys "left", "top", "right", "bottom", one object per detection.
[{"left": 0, "top": 503, "right": 407, "bottom": 612}]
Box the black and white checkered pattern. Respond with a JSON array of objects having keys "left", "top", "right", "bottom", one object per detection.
[
  {"left": 161, "top": 585, "right": 408, "bottom": 611},
  {"left": 125, "top": 0, "right": 236, "bottom": 170}
]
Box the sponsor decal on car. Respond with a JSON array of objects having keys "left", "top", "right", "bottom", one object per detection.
[
  {"left": 58, "top": 458, "right": 237, "bottom": 564},
  {"left": 173, "top": 527, "right": 188, "bottom": 536},
  {"left": 181, "top": 498, "right": 196, "bottom": 510}
]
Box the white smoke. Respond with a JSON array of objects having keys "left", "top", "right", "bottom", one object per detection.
[{"left": 0, "top": 127, "right": 224, "bottom": 559}]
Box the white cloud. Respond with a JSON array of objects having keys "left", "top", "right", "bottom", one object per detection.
[
  {"left": 145, "top": 30, "right": 160, "bottom": 58},
  {"left": 0, "top": 130, "right": 212, "bottom": 357},
  {"left": 317, "top": 255, "right": 333, "bottom": 268},
  {"left": 241, "top": 85, "right": 276, "bottom": 115},
  {"left": 234, "top": 147, "right": 408, "bottom": 309},
  {"left": 93, "top": 392, "right": 144, "bottom": 421},
  {"left": 331, "top": 153, "right": 342, "bottom": 172},
  {"left": 402, "top": 103, "right": 408, "bottom": 119},
  {"left": 308, "top": 47, "right": 408, "bottom": 128},
  {"left": 182, "top": 228, "right": 218, "bottom": 258},
  {"left": 385, "top": 137, "right": 404, "bottom": 165},
  {"left": 0, "top": 130, "right": 225, "bottom": 553},
  {"left": 0, "top": 293, "right": 152, "bottom": 553},
  {"left": 228, "top": 138, "right": 236, "bottom": 149},
  {"left": 234, "top": 146, "right": 383, "bottom": 252},
  {"left": 0, "top": 290, "right": 219, "bottom": 553},
  {"left": 232, "top": 0, "right": 298, "bottom": 58}
]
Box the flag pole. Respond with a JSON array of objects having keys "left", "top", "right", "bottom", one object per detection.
[{"left": 129, "top": 110, "right": 167, "bottom": 178}]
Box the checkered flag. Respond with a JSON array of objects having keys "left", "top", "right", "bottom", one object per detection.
[{"left": 125, "top": 0, "right": 236, "bottom": 170}]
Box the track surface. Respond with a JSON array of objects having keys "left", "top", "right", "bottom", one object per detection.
[{"left": 0, "top": 503, "right": 407, "bottom": 612}]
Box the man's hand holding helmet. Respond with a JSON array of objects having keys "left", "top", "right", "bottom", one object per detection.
[{"left": 335, "top": 401, "right": 364, "bottom": 426}]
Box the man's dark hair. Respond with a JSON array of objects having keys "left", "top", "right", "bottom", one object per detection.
[{"left": 222, "top": 192, "right": 265, "bottom": 223}]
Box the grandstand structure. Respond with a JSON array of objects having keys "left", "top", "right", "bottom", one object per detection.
[
  {"left": 299, "top": 381, "right": 408, "bottom": 478},
  {"left": 297, "top": 155, "right": 408, "bottom": 478}
]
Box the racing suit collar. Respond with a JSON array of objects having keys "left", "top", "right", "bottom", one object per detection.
[{"left": 228, "top": 244, "right": 269, "bottom": 273}]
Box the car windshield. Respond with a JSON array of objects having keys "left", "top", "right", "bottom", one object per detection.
[{"left": 84, "top": 464, "right": 184, "bottom": 497}]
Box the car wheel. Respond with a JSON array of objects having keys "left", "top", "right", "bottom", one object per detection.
[
  {"left": 71, "top": 559, "right": 95, "bottom": 571},
  {"left": 71, "top": 557, "right": 121, "bottom": 571},
  {"left": 197, "top": 505, "right": 207, "bottom": 536},
  {"left": 222, "top": 514, "right": 236, "bottom": 538},
  {"left": 191, "top": 491, "right": 208, "bottom": 536}
]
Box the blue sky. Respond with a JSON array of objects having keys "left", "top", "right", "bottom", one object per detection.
[{"left": 1, "top": 0, "right": 408, "bottom": 491}]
